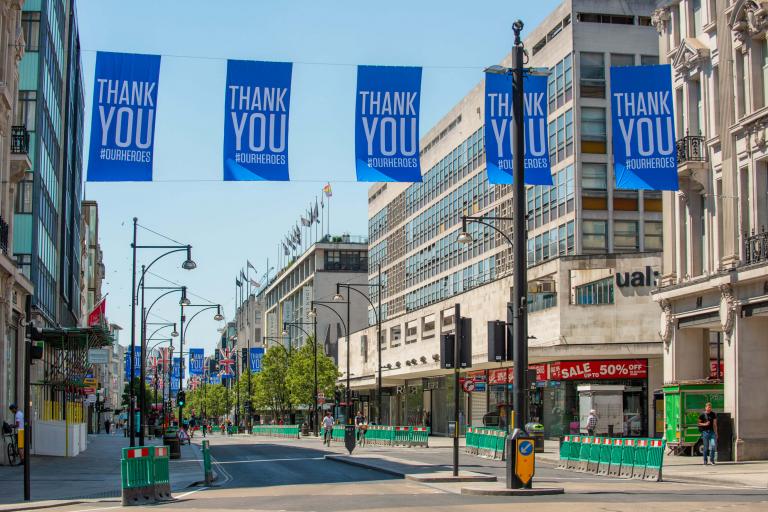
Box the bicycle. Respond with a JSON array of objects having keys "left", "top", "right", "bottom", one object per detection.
[{"left": 3, "top": 430, "right": 19, "bottom": 466}]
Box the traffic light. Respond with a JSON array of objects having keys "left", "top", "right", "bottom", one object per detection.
[
  {"left": 176, "top": 390, "right": 186, "bottom": 407},
  {"left": 487, "top": 320, "right": 506, "bottom": 362},
  {"left": 440, "top": 317, "right": 472, "bottom": 369}
]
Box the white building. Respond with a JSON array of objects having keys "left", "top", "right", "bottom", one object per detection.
[
  {"left": 342, "top": 0, "right": 665, "bottom": 437},
  {"left": 652, "top": 0, "right": 768, "bottom": 460}
]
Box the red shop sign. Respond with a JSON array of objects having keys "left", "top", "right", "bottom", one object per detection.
[
  {"left": 709, "top": 360, "right": 724, "bottom": 379},
  {"left": 488, "top": 364, "right": 548, "bottom": 384},
  {"left": 549, "top": 359, "right": 647, "bottom": 380}
]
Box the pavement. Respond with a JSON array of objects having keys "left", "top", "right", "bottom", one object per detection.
[
  {"left": 2, "top": 432, "right": 768, "bottom": 511},
  {"left": 0, "top": 431, "right": 207, "bottom": 508}
]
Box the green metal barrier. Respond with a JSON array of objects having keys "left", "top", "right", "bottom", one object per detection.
[
  {"left": 121, "top": 446, "right": 154, "bottom": 506},
  {"left": 556, "top": 435, "right": 571, "bottom": 469},
  {"left": 150, "top": 445, "right": 171, "bottom": 501},
  {"left": 393, "top": 426, "right": 411, "bottom": 446},
  {"left": 644, "top": 439, "right": 665, "bottom": 481},
  {"left": 597, "top": 436, "right": 613, "bottom": 475},
  {"left": 619, "top": 438, "right": 636, "bottom": 478},
  {"left": 251, "top": 425, "right": 300, "bottom": 438},
  {"left": 607, "top": 438, "right": 624, "bottom": 477},
  {"left": 332, "top": 425, "right": 345, "bottom": 442},
  {"left": 465, "top": 427, "right": 477, "bottom": 455},
  {"left": 577, "top": 436, "right": 593, "bottom": 472},
  {"left": 632, "top": 438, "right": 649, "bottom": 479},
  {"left": 587, "top": 437, "right": 602, "bottom": 473},
  {"left": 410, "top": 427, "right": 429, "bottom": 447},
  {"left": 566, "top": 435, "right": 581, "bottom": 470}
]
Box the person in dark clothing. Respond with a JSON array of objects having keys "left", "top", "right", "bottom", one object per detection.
[
  {"left": 104, "top": 419, "right": 111, "bottom": 434},
  {"left": 698, "top": 402, "right": 718, "bottom": 465}
]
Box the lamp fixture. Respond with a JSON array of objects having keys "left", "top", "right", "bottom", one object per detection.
[
  {"left": 420, "top": 356, "right": 427, "bottom": 364},
  {"left": 281, "top": 329, "right": 289, "bottom": 336},
  {"left": 307, "top": 309, "right": 317, "bottom": 318},
  {"left": 180, "top": 286, "right": 191, "bottom": 306},
  {"left": 181, "top": 245, "right": 196, "bottom": 270},
  {"left": 213, "top": 306, "right": 224, "bottom": 321},
  {"left": 432, "top": 353, "right": 440, "bottom": 361},
  {"left": 457, "top": 231, "right": 473, "bottom": 244}
]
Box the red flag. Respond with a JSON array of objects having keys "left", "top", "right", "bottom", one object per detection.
[{"left": 87, "top": 297, "right": 106, "bottom": 326}]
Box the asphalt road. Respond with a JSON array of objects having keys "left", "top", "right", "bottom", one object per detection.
[{"left": 49, "top": 434, "right": 768, "bottom": 512}]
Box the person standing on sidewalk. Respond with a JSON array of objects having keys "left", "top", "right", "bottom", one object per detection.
[
  {"left": 586, "top": 410, "right": 598, "bottom": 436},
  {"left": 322, "top": 411, "right": 334, "bottom": 446},
  {"left": 9, "top": 404, "right": 23, "bottom": 465},
  {"left": 698, "top": 402, "right": 718, "bottom": 465}
]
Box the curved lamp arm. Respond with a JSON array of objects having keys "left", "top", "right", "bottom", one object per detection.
[
  {"left": 182, "top": 305, "right": 221, "bottom": 339},
  {"left": 310, "top": 301, "right": 347, "bottom": 337},
  {"left": 338, "top": 285, "right": 379, "bottom": 324},
  {"left": 136, "top": 247, "right": 189, "bottom": 296}
]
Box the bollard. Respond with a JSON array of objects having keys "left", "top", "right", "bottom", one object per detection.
[
  {"left": 121, "top": 447, "right": 155, "bottom": 506},
  {"left": 151, "top": 445, "right": 172, "bottom": 501},
  {"left": 202, "top": 439, "right": 214, "bottom": 485}
]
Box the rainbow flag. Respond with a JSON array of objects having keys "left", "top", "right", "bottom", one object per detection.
[{"left": 322, "top": 183, "right": 333, "bottom": 197}]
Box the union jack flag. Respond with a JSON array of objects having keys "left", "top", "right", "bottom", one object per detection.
[
  {"left": 188, "top": 376, "right": 201, "bottom": 390},
  {"left": 218, "top": 348, "right": 235, "bottom": 377}
]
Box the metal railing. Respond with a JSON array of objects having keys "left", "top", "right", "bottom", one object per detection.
[
  {"left": 744, "top": 229, "right": 768, "bottom": 265},
  {"left": 0, "top": 215, "right": 8, "bottom": 254},
  {"left": 676, "top": 133, "right": 706, "bottom": 163},
  {"left": 11, "top": 125, "right": 29, "bottom": 154}
]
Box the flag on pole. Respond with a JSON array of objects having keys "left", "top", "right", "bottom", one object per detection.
[
  {"left": 87, "top": 296, "right": 107, "bottom": 327},
  {"left": 323, "top": 183, "right": 332, "bottom": 197},
  {"left": 240, "top": 269, "right": 246, "bottom": 281},
  {"left": 283, "top": 241, "right": 290, "bottom": 255},
  {"left": 313, "top": 199, "right": 320, "bottom": 224},
  {"left": 300, "top": 215, "right": 311, "bottom": 227},
  {"left": 247, "top": 260, "right": 256, "bottom": 271},
  {"left": 250, "top": 278, "right": 260, "bottom": 287},
  {"left": 235, "top": 277, "right": 242, "bottom": 287}
]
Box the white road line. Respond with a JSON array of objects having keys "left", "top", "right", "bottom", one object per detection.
[
  {"left": 215, "top": 456, "right": 326, "bottom": 464},
  {"left": 174, "top": 486, "right": 207, "bottom": 499}
]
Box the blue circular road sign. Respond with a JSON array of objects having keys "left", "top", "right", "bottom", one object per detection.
[{"left": 519, "top": 440, "right": 533, "bottom": 456}]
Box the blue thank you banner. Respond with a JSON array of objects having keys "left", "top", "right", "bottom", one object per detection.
[
  {"left": 610, "top": 64, "right": 678, "bottom": 190},
  {"left": 171, "top": 357, "right": 185, "bottom": 380},
  {"left": 124, "top": 347, "right": 140, "bottom": 379},
  {"left": 87, "top": 52, "right": 161, "bottom": 182},
  {"left": 209, "top": 373, "right": 221, "bottom": 385},
  {"left": 355, "top": 65, "right": 422, "bottom": 182},
  {"left": 189, "top": 348, "right": 204, "bottom": 376},
  {"left": 249, "top": 347, "right": 265, "bottom": 373},
  {"left": 484, "top": 73, "right": 551, "bottom": 185},
  {"left": 223, "top": 60, "right": 292, "bottom": 181}
]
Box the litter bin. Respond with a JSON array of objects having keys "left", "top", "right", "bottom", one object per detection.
[
  {"left": 301, "top": 422, "right": 310, "bottom": 436},
  {"left": 525, "top": 422, "right": 545, "bottom": 453},
  {"left": 163, "top": 429, "right": 181, "bottom": 460}
]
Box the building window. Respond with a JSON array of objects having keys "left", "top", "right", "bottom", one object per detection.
[
  {"left": 548, "top": 54, "right": 573, "bottom": 111},
  {"left": 21, "top": 12, "right": 40, "bottom": 52},
  {"left": 528, "top": 291, "right": 557, "bottom": 313},
  {"left": 762, "top": 39, "right": 768, "bottom": 109},
  {"left": 575, "top": 277, "right": 614, "bottom": 305},
  {"left": 692, "top": 0, "right": 703, "bottom": 36},
  {"left": 16, "top": 91, "right": 36, "bottom": 130},
  {"left": 390, "top": 325, "right": 401, "bottom": 347},
  {"left": 644, "top": 221, "right": 663, "bottom": 251},
  {"left": 548, "top": 109, "right": 573, "bottom": 164},
  {"left": 581, "top": 107, "right": 607, "bottom": 154},
  {"left": 15, "top": 179, "right": 32, "bottom": 213},
  {"left": 583, "top": 220, "right": 607, "bottom": 253},
  {"left": 610, "top": 53, "right": 634, "bottom": 68},
  {"left": 582, "top": 163, "right": 607, "bottom": 190},
  {"left": 641, "top": 55, "right": 659, "bottom": 65},
  {"left": 580, "top": 52, "right": 605, "bottom": 98},
  {"left": 324, "top": 250, "right": 368, "bottom": 271},
  {"left": 614, "top": 221, "right": 639, "bottom": 252}
]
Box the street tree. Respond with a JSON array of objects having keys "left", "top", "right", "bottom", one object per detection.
[
  {"left": 286, "top": 337, "right": 339, "bottom": 410},
  {"left": 257, "top": 345, "right": 291, "bottom": 419}
]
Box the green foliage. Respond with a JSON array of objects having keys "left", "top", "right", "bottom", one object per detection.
[
  {"left": 121, "top": 378, "right": 153, "bottom": 412},
  {"left": 286, "top": 337, "right": 339, "bottom": 408},
  {"left": 257, "top": 345, "right": 291, "bottom": 417},
  {"left": 185, "top": 383, "right": 232, "bottom": 419}
]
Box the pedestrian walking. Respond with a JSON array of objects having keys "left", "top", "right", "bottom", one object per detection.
[
  {"left": 104, "top": 418, "right": 111, "bottom": 434},
  {"left": 8, "top": 404, "right": 24, "bottom": 464},
  {"left": 698, "top": 402, "right": 718, "bottom": 465},
  {"left": 322, "top": 411, "right": 334, "bottom": 446},
  {"left": 586, "top": 409, "right": 598, "bottom": 436}
]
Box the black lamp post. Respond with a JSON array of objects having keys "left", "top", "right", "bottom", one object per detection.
[
  {"left": 179, "top": 304, "right": 225, "bottom": 423},
  {"left": 334, "top": 262, "right": 383, "bottom": 424},
  {"left": 129, "top": 217, "right": 195, "bottom": 446},
  {"left": 309, "top": 301, "right": 348, "bottom": 423}
]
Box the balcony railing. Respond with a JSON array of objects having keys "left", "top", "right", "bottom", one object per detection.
[
  {"left": 744, "top": 229, "right": 768, "bottom": 265},
  {"left": 0, "top": 215, "right": 9, "bottom": 255},
  {"left": 676, "top": 133, "right": 706, "bottom": 163},
  {"left": 11, "top": 125, "right": 29, "bottom": 155}
]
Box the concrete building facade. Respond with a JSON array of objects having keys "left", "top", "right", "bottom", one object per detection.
[
  {"left": 343, "top": 0, "right": 665, "bottom": 437},
  {"left": 652, "top": 0, "right": 768, "bottom": 460},
  {"left": 0, "top": 0, "right": 35, "bottom": 431}
]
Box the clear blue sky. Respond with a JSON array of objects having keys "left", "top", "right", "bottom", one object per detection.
[{"left": 78, "top": 0, "right": 561, "bottom": 355}]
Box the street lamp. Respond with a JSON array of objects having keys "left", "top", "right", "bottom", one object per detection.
[
  {"left": 309, "top": 301, "right": 348, "bottom": 424},
  {"left": 179, "top": 303, "right": 225, "bottom": 424},
  {"left": 483, "top": 20, "right": 534, "bottom": 490},
  {"left": 129, "top": 217, "right": 195, "bottom": 447},
  {"left": 334, "top": 262, "right": 384, "bottom": 425}
]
